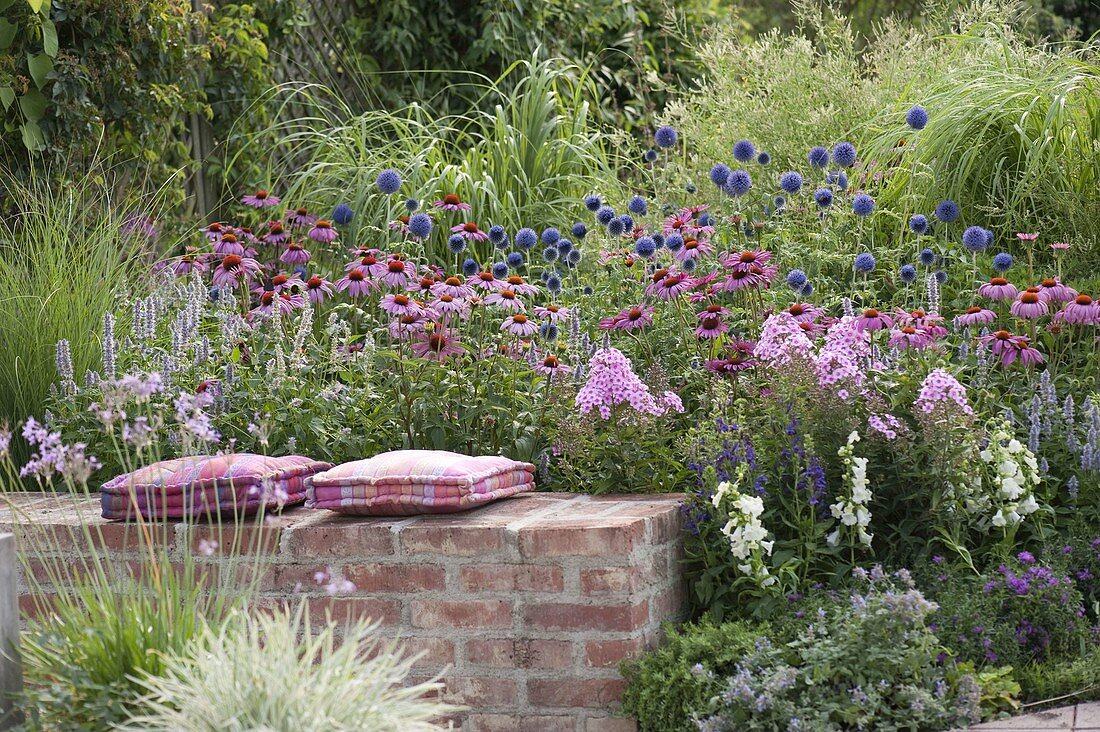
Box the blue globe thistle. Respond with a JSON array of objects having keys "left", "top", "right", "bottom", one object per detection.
[
  {"left": 546, "top": 274, "right": 563, "bottom": 294},
  {"left": 582, "top": 285, "right": 593, "bottom": 295},
  {"left": 595, "top": 205, "right": 616, "bottom": 226},
  {"left": 786, "top": 269, "right": 808, "bottom": 289},
  {"left": 566, "top": 249, "right": 582, "bottom": 267},
  {"left": 837, "top": 172, "right": 849, "bottom": 190},
  {"left": 681, "top": 257, "right": 698, "bottom": 272},
  {"left": 618, "top": 214, "right": 634, "bottom": 232},
  {"left": 774, "top": 195, "right": 786, "bottom": 209},
  {"left": 826, "top": 171, "right": 839, "bottom": 185},
  {"left": 909, "top": 214, "right": 929, "bottom": 234},
  {"left": 733, "top": 139, "right": 756, "bottom": 162},
  {"left": 919, "top": 248, "right": 936, "bottom": 266},
  {"left": 757, "top": 151, "right": 771, "bottom": 165},
  {"left": 852, "top": 193, "right": 875, "bottom": 217},
  {"left": 607, "top": 218, "right": 625, "bottom": 237},
  {"left": 539, "top": 270, "right": 551, "bottom": 282},
  {"left": 814, "top": 188, "right": 834, "bottom": 208},
  {"left": 654, "top": 125, "right": 678, "bottom": 148},
  {"left": 831, "top": 142, "right": 857, "bottom": 168},
  {"left": 899, "top": 264, "right": 917, "bottom": 283},
  {"left": 404, "top": 198, "right": 419, "bottom": 212},
  {"left": 542, "top": 246, "right": 559, "bottom": 263},
  {"left": 779, "top": 171, "right": 803, "bottom": 194},
  {"left": 665, "top": 233, "right": 684, "bottom": 252},
  {"left": 643, "top": 149, "right": 658, "bottom": 163},
  {"left": 540, "top": 322, "right": 560, "bottom": 341},
  {"left": 934, "top": 269, "right": 948, "bottom": 284},
  {"left": 208, "top": 286, "right": 221, "bottom": 302},
  {"left": 515, "top": 227, "right": 538, "bottom": 249},
  {"left": 628, "top": 196, "right": 648, "bottom": 216},
  {"left": 799, "top": 281, "right": 814, "bottom": 297},
  {"left": 571, "top": 222, "right": 587, "bottom": 239},
  {"left": 375, "top": 169, "right": 402, "bottom": 194},
  {"left": 808, "top": 146, "right": 830, "bottom": 168},
  {"left": 652, "top": 233, "right": 665, "bottom": 249},
  {"left": 724, "top": 170, "right": 752, "bottom": 197},
  {"left": 992, "top": 252, "right": 1013, "bottom": 272},
  {"left": 556, "top": 239, "right": 574, "bottom": 256},
  {"left": 462, "top": 258, "right": 479, "bottom": 277},
  {"left": 935, "top": 200, "right": 959, "bottom": 223},
  {"left": 447, "top": 233, "right": 467, "bottom": 253},
  {"left": 962, "top": 225, "right": 989, "bottom": 252},
  {"left": 854, "top": 252, "right": 876, "bottom": 273},
  {"left": 698, "top": 213, "right": 714, "bottom": 227},
  {"left": 488, "top": 224, "right": 507, "bottom": 244},
  {"left": 541, "top": 227, "right": 561, "bottom": 245},
  {"left": 584, "top": 194, "right": 602, "bottom": 212},
  {"left": 506, "top": 251, "right": 525, "bottom": 269},
  {"left": 408, "top": 212, "right": 432, "bottom": 239},
  {"left": 635, "top": 236, "right": 656, "bottom": 257},
  {"left": 984, "top": 228, "right": 995, "bottom": 247},
  {"left": 709, "top": 163, "right": 731, "bottom": 187},
  {"left": 332, "top": 204, "right": 353, "bottom": 225},
  {"left": 491, "top": 261, "right": 509, "bottom": 278},
  {"left": 685, "top": 183, "right": 697, "bottom": 194},
  {"left": 906, "top": 105, "right": 929, "bottom": 130}
]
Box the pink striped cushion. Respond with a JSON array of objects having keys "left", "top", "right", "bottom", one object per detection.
[
  {"left": 101, "top": 454, "right": 332, "bottom": 520},
  {"left": 307, "top": 450, "right": 535, "bottom": 515}
]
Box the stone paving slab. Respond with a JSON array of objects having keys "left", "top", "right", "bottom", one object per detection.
[{"left": 967, "top": 703, "right": 1100, "bottom": 730}]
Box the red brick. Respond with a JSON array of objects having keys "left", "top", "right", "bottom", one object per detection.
[
  {"left": 585, "top": 718, "right": 638, "bottom": 732},
  {"left": 527, "top": 678, "right": 627, "bottom": 708},
  {"left": 187, "top": 523, "right": 281, "bottom": 556},
  {"left": 283, "top": 519, "right": 395, "bottom": 558},
  {"left": 466, "top": 638, "right": 573, "bottom": 669},
  {"left": 458, "top": 563, "right": 564, "bottom": 593},
  {"left": 344, "top": 563, "right": 446, "bottom": 592},
  {"left": 410, "top": 599, "right": 512, "bottom": 629},
  {"left": 585, "top": 637, "right": 646, "bottom": 668},
  {"left": 518, "top": 520, "right": 645, "bottom": 558},
  {"left": 580, "top": 566, "right": 646, "bottom": 596},
  {"left": 399, "top": 636, "right": 455, "bottom": 667},
  {"left": 286, "top": 596, "right": 401, "bottom": 626},
  {"left": 524, "top": 601, "right": 648, "bottom": 632},
  {"left": 466, "top": 713, "right": 576, "bottom": 732},
  {"left": 400, "top": 523, "right": 504, "bottom": 556},
  {"left": 441, "top": 676, "right": 518, "bottom": 707},
  {"left": 651, "top": 584, "right": 687, "bottom": 623}
]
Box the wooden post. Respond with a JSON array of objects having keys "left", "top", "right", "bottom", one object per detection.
[{"left": 0, "top": 534, "right": 22, "bottom": 729}]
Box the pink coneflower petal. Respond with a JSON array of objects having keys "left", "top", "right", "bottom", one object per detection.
[
  {"left": 854, "top": 309, "right": 892, "bottom": 332},
  {"left": 705, "top": 350, "right": 754, "bottom": 374},
  {"left": 1054, "top": 295, "right": 1100, "bottom": 325},
  {"left": 1037, "top": 278, "right": 1076, "bottom": 303},
  {"left": 263, "top": 222, "right": 288, "bottom": 244},
  {"left": 432, "top": 276, "right": 476, "bottom": 299},
  {"left": 503, "top": 276, "right": 539, "bottom": 297},
  {"left": 694, "top": 316, "right": 728, "bottom": 339},
  {"left": 241, "top": 190, "right": 280, "bottom": 208},
  {"left": 213, "top": 233, "right": 245, "bottom": 256},
  {"left": 535, "top": 304, "right": 570, "bottom": 322},
  {"left": 646, "top": 269, "right": 696, "bottom": 300},
  {"left": 977, "top": 277, "right": 1018, "bottom": 302},
  {"left": 411, "top": 329, "right": 464, "bottom": 361},
  {"left": 279, "top": 242, "right": 311, "bottom": 264},
  {"left": 782, "top": 303, "right": 821, "bottom": 323},
  {"left": 467, "top": 271, "right": 504, "bottom": 292},
  {"left": 335, "top": 268, "right": 377, "bottom": 298},
  {"left": 211, "top": 254, "right": 261, "bottom": 290},
  {"left": 286, "top": 207, "right": 318, "bottom": 227},
  {"left": 722, "top": 249, "right": 773, "bottom": 272},
  {"left": 674, "top": 237, "right": 713, "bottom": 262},
  {"left": 978, "top": 330, "right": 1017, "bottom": 356},
  {"left": 308, "top": 221, "right": 338, "bottom": 243},
  {"left": 535, "top": 354, "right": 569, "bottom": 376},
  {"left": 451, "top": 222, "right": 488, "bottom": 241},
  {"left": 433, "top": 194, "right": 472, "bottom": 212},
  {"left": 381, "top": 259, "right": 409, "bottom": 288},
  {"left": 1016, "top": 232, "right": 1039, "bottom": 241},
  {"left": 599, "top": 305, "right": 654, "bottom": 331},
  {"left": 380, "top": 293, "right": 424, "bottom": 316},
  {"left": 954, "top": 306, "right": 996, "bottom": 327},
  {"left": 1009, "top": 290, "right": 1048, "bottom": 319},
  {"left": 888, "top": 326, "right": 933, "bottom": 350},
  {"left": 1050, "top": 241, "right": 1071, "bottom": 251},
  {"left": 501, "top": 314, "right": 539, "bottom": 336},
  {"left": 484, "top": 289, "right": 526, "bottom": 312},
  {"left": 305, "top": 275, "right": 335, "bottom": 304},
  {"left": 696, "top": 303, "right": 731, "bottom": 321}
]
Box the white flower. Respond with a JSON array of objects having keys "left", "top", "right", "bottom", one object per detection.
[
  {"left": 826, "top": 529, "right": 841, "bottom": 546},
  {"left": 991, "top": 511, "right": 1007, "bottom": 527}
]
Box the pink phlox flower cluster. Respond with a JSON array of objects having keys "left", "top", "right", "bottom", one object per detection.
[
  {"left": 914, "top": 368, "right": 974, "bottom": 417},
  {"left": 576, "top": 347, "right": 673, "bottom": 420},
  {"left": 753, "top": 313, "right": 813, "bottom": 365},
  {"left": 868, "top": 413, "right": 903, "bottom": 440},
  {"left": 814, "top": 316, "right": 870, "bottom": 389}
]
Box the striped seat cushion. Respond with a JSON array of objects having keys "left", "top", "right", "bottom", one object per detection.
[
  {"left": 307, "top": 450, "right": 536, "bottom": 516},
  {"left": 101, "top": 454, "right": 333, "bottom": 520}
]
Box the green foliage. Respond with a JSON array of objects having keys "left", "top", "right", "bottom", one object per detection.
[{"left": 1015, "top": 644, "right": 1100, "bottom": 705}]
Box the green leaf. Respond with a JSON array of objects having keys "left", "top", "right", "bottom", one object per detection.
[
  {"left": 0, "top": 19, "right": 15, "bottom": 49},
  {"left": 0, "top": 86, "right": 13, "bottom": 111},
  {"left": 27, "top": 52, "right": 53, "bottom": 88},
  {"left": 18, "top": 89, "right": 46, "bottom": 121},
  {"left": 20, "top": 120, "right": 45, "bottom": 151},
  {"left": 26, "top": 0, "right": 42, "bottom": 12},
  {"left": 41, "top": 18, "right": 57, "bottom": 56}
]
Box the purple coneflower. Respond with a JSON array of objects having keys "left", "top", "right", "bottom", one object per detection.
[
  {"left": 783, "top": 303, "right": 822, "bottom": 322},
  {"left": 978, "top": 330, "right": 1016, "bottom": 356},
  {"left": 336, "top": 268, "right": 376, "bottom": 298},
  {"left": 241, "top": 190, "right": 280, "bottom": 208},
  {"left": 977, "top": 277, "right": 1018, "bottom": 302},
  {"left": 412, "top": 329, "right": 463, "bottom": 361},
  {"left": 201, "top": 222, "right": 226, "bottom": 242},
  {"left": 380, "top": 293, "right": 424, "bottom": 317},
  {"left": 503, "top": 275, "right": 539, "bottom": 296},
  {"left": 171, "top": 250, "right": 209, "bottom": 277},
  {"left": 1016, "top": 232, "right": 1038, "bottom": 242},
  {"left": 697, "top": 303, "right": 731, "bottom": 321},
  {"left": 389, "top": 215, "right": 411, "bottom": 234},
  {"left": 954, "top": 306, "right": 996, "bottom": 327},
  {"left": 1003, "top": 336, "right": 1045, "bottom": 367},
  {"left": 535, "top": 304, "right": 570, "bottom": 322},
  {"left": 1037, "top": 278, "right": 1076, "bottom": 303},
  {"left": 389, "top": 313, "right": 429, "bottom": 338},
  {"left": 1010, "top": 290, "right": 1048, "bottom": 319},
  {"left": 675, "top": 237, "right": 713, "bottom": 262},
  {"left": 854, "top": 308, "right": 892, "bottom": 332},
  {"left": 888, "top": 326, "right": 933, "bottom": 350},
  {"left": 536, "top": 354, "right": 569, "bottom": 377},
  {"left": 214, "top": 233, "right": 245, "bottom": 256},
  {"left": 432, "top": 276, "right": 476, "bottom": 299},
  {"left": 501, "top": 314, "right": 539, "bottom": 336},
  {"left": 1055, "top": 295, "right": 1100, "bottom": 325},
  {"left": 723, "top": 249, "right": 773, "bottom": 272},
  {"left": 285, "top": 207, "right": 318, "bottom": 227},
  {"left": 433, "top": 194, "right": 472, "bottom": 212},
  {"left": 305, "top": 275, "right": 335, "bottom": 304},
  {"left": 308, "top": 220, "right": 338, "bottom": 243},
  {"left": 346, "top": 252, "right": 389, "bottom": 278},
  {"left": 695, "top": 316, "right": 728, "bottom": 339},
  {"left": 280, "top": 241, "right": 311, "bottom": 264},
  {"left": 212, "top": 254, "right": 261, "bottom": 290},
  {"left": 705, "top": 350, "right": 754, "bottom": 374},
  {"left": 380, "top": 258, "right": 410, "bottom": 288},
  {"left": 451, "top": 222, "right": 488, "bottom": 242},
  {"left": 647, "top": 270, "right": 696, "bottom": 300},
  {"left": 468, "top": 271, "right": 505, "bottom": 292},
  {"left": 264, "top": 222, "right": 288, "bottom": 245},
  {"left": 430, "top": 293, "right": 468, "bottom": 317},
  {"left": 599, "top": 305, "right": 654, "bottom": 331},
  {"left": 485, "top": 289, "right": 525, "bottom": 312},
  {"left": 721, "top": 267, "right": 767, "bottom": 293},
  {"left": 896, "top": 308, "right": 947, "bottom": 338},
  {"left": 1050, "top": 241, "right": 1070, "bottom": 251}
]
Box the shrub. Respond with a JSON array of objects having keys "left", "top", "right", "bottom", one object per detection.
[{"left": 1015, "top": 643, "right": 1100, "bottom": 704}]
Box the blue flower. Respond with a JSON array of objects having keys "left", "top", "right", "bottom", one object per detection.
[
  {"left": 685, "top": 183, "right": 697, "bottom": 194},
  {"left": 462, "top": 258, "right": 479, "bottom": 277},
  {"left": 837, "top": 172, "right": 848, "bottom": 190},
  {"left": 628, "top": 196, "right": 648, "bottom": 215},
  {"left": 724, "top": 170, "right": 752, "bottom": 197},
  {"left": 506, "top": 251, "right": 525, "bottom": 269},
  {"left": 780, "top": 171, "right": 803, "bottom": 194},
  {"left": 584, "top": 194, "right": 602, "bottom": 212},
  {"left": 595, "top": 205, "right": 616, "bottom": 225},
  {"left": 698, "top": 213, "right": 714, "bottom": 227},
  {"left": 607, "top": 218, "right": 625, "bottom": 237},
  {"left": 919, "top": 247, "right": 936, "bottom": 266},
  {"left": 448, "top": 234, "right": 467, "bottom": 253},
  {"left": 665, "top": 233, "right": 684, "bottom": 252},
  {"left": 491, "top": 261, "right": 509, "bottom": 278},
  {"left": 906, "top": 105, "right": 929, "bottom": 130},
  {"left": 831, "top": 142, "right": 857, "bottom": 168},
  {"left": 635, "top": 236, "right": 656, "bottom": 257},
  {"left": 935, "top": 269, "right": 948, "bottom": 284},
  {"left": 852, "top": 193, "right": 875, "bottom": 217},
  {"left": 571, "top": 222, "right": 587, "bottom": 239},
  {"left": 408, "top": 212, "right": 432, "bottom": 239},
  {"left": 808, "top": 146, "right": 829, "bottom": 168},
  {"left": 618, "top": 214, "right": 634, "bottom": 231},
  {"left": 643, "top": 149, "right": 658, "bottom": 163},
  {"left": 992, "top": 252, "right": 1013, "bottom": 272},
  {"left": 799, "top": 281, "right": 814, "bottom": 297},
  {"left": 935, "top": 200, "right": 959, "bottom": 223},
  {"left": 681, "top": 257, "right": 698, "bottom": 272},
  {"left": 332, "top": 204, "right": 353, "bottom": 225},
  {"left": 814, "top": 188, "right": 833, "bottom": 208},
  {"left": 546, "top": 274, "right": 563, "bottom": 293},
  {"left": 652, "top": 233, "right": 665, "bottom": 248},
  {"left": 541, "top": 227, "right": 561, "bottom": 245},
  {"left": 515, "top": 227, "right": 538, "bottom": 249},
  {"left": 709, "top": 163, "right": 731, "bottom": 187},
  {"left": 984, "top": 228, "right": 995, "bottom": 247},
  {"left": 404, "top": 198, "right": 419, "bottom": 212},
  {"left": 733, "top": 139, "right": 756, "bottom": 162},
  {"left": 909, "top": 214, "right": 929, "bottom": 234},
  {"left": 655, "top": 125, "right": 678, "bottom": 148},
  {"left": 899, "top": 264, "right": 917, "bottom": 283},
  {"left": 774, "top": 195, "right": 786, "bottom": 209},
  {"left": 854, "top": 252, "right": 876, "bottom": 272},
  {"left": 540, "top": 322, "right": 560, "bottom": 340},
  {"left": 556, "top": 239, "right": 573, "bottom": 255},
  {"left": 542, "top": 246, "right": 559, "bottom": 263},
  {"left": 786, "top": 269, "right": 808, "bottom": 289},
  {"left": 375, "top": 169, "right": 402, "bottom": 194},
  {"left": 757, "top": 151, "right": 771, "bottom": 165},
  {"left": 962, "top": 225, "right": 989, "bottom": 252},
  {"left": 566, "top": 249, "right": 582, "bottom": 267},
  {"left": 583, "top": 286, "right": 593, "bottom": 295},
  {"left": 488, "top": 224, "right": 507, "bottom": 244}
]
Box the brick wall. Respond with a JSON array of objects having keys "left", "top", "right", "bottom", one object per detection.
[{"left": 3, "top": 492, "right": 687, "bottom": 732}]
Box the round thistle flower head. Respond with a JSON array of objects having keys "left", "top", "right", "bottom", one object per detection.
[
  {"left": 773, "top": 195, "right": 786, "bottom": 209},
  {"left": 583, "top": 285, "right": 593, "bottom": 295},
  {"left": 618, "top": 214, "right": 634, "bottom": 232},
  {"left": 488, "top": 224, "right": 507, "bottom": 244},
  {"left": 515, "top": 227, "right": 538, "bottom": 249},
  {"left": 506, "top": 251, "right": 525, "bottom": 269},
  {"left": 733, "top": 139, "right": 756, "bottom": 162},
  {"left": 685, "top": 182, "right": 697, "bottom": 194},
  {"left": 935, "top": 269, "right": 948, "bottom": 284},
  {"left": 607, "top": 218, "right": 625, "bottom": 237},
  {"left": 462, "top": 258, "right": 479, "bottom": 277},
  {"left": 332, "top": 204, "right": 353, "bottom": 225},
  {"left": 682, "top": 257, "right": 698, "bottom": 272},
  {"left": 652, "top": 233, "right": 665, "bottom": 248},
  {"left": 808, "top": 146, "right": 829, "bottom": 168},
  {"left": 799, "top": 281, "right": 814, "bottom": 297},
  {"left": 984, "top": 228, "right": 995, "bottom": 247},
  {"left": 757, "top": 151, "right": 771, "bottom": 165},
  {"left": 584, "top": 194, "right": 602, "bottom": 212},
  {"left": 556, "top": 239, "right": 573, "bottom": 256},
  {"left": 654, "top": 125, "right": 678, "bottom": 148},
  {"left": 566, "top": 249, "right": 582, "bottom": 266},
  {"left": 635, "top": 236, "right": 657, "bottom": 258},
  {"left": 837, "top": 172, "right": 849, "bottom": 190},
  {"left": 831, "top": 142, "right": 857, "bottom": 168},
  {"left": 542, "top": 246, "right": 560, "bottom": 263},
  {"left": 541, "top": 227, "right": 561, "bottom": 246},
  {"left": 595, "top": 205, "right": 616, "bottom": 226},
  {"left": 852, "top": 193, "right": 875, "bottom": 217},
  {"left": 628, "top": 196, "right": 648, "bottom": 216},
  {"left": 546, "top": 274, "right": 563, "bottom": 294},
  {"left": 854, "top": 252, "right": 876, "bottom": 273},
  {"left": 909, "top": 214, "right": 929, "bottom": 234},
  {"left": 814, "top": 188, "right": 834, "bottom": 208},
  {"left": 540, "top": 322, "right": 560, "bottom": 340},
  {"left": 643, "top": 149, "right": 658, "bottom": 163},
  {"left": 709, "top": 163, "right": 731, "bottom": 187},
  {"left": 404, "top": 198, "right": 419, "bottom": 212},
  {"left": 375, "top": 169, "right": 402, "bottom": 194},
  {"left": 724, "top": 170, "right": 752, "bottom": 197},
  {"left": 992, "top": 252, "right": 1013, "bottom": 272},
  {"left": 919, "top": 247, "right": 936, "bottom": 266},
  {"left": 906, "top": 105, "right": 929, "bottom": 130},
  {"left": 899, "top": 264, "right": 917, "bottom": 283},
  {"left": 779, "top": 171, "right": 803, "bottom": 194},
  {"left": 571, "top": 222, "right": 587, "bottom": 239},
  {"left": 491, "top": 261, "right": 509, "bottom": 278},
  {"left": 962, "top": 225, "right": 989, "bottom": 252},
  {"left": 935, "top": 200, "right": 959, "bottom": 223},
  {"left": 408, "top": 212, "right": 432, "bottom": 239},
  {"left": 448, "top": 233, "right": 467, "bottom": 253},
  {"left": 665, "top": 233, "right": 684, "bottom": 252},
  {"left": 698, "top": 212, "right": 714, "bottom": 227},
  {"left": 786, "top": 269, "right": 808, "bottom": 289}
]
